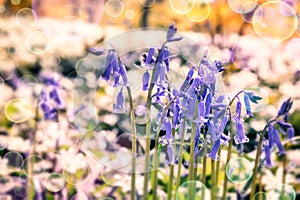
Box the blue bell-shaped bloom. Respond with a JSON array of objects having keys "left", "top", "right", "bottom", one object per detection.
[
  {"left": 142, "top": 71, "right": 150, "bottom": 91},
  {"left": 208, "top": 139, "right": 220, "bottom": 160}
]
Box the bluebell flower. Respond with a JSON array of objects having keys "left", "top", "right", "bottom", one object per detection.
[
  {"left": 277, "top": 97, "right": 293, "bottom": 117},
  {"left": 205, "top": 93, "right": 212, "bottom": 116},
  {"left": 49, "top": 88, "right": 62, "bottom": 106},
  {"left": 287, "top": 127, "right": 295, "bottom": 139},
  {"left": 40, "top": 102, "right": 51, "bottom": 114},
  {"left": 113, "top": 89, "right": 127, "bottom": 113},
  {"left": 180, "top": 67, "right": 194, "bottom": 92},
  {"left": 219, "top": 113, "right": 229, "bottom": 133},
  {"left": 234, "top": 120, "right": 249, "bottom": 144},
  {"left": 161, "top": 48, "right": 170, "bottom": 71},
  {"left": 208, "top": 139, "right": 220, "bottom": 160},
  {"left": 264, "top": 140, "right": 272, "bottom": 168},
  {"left": 142, "top": 70, "right": 150, "bottom": 91},
  {"left": 118, "top": 63, "right": 129, "bottom": 86},
  {"left": 163, "top": 117, "right": 172, "bottom": 141},
  {"left": 172, "top": 103, "right": 182, "bottom": 128},
  {"left": 140, "top": 47, "right": 156, "bottom": 69},
  {"left": 243, "top": 92, "right": 253, "bottom": 117},
  {"left": 102, "top": 51, "right": 118, "bottom": 81},
  {"left": 213, "top": 60, "right": 226, "bottom": 72},
  {"left": 235, "top": 100, "right": 242, "bottom": 120},
  {"left": 88, "top": 47, "right": 106, "bottom": 56},
  {"left": 167, "top": 143, "right": 175, "bottom": 165},
  {"left": 193, "top": 123, "right": 201, "bottom": 160},
  {"left": 166, "top": 22, "right": 177, "bottom": 41},
  {"left": 270, "top": 126, "right": 286, "bottom": 155},
  {"left": 44, "top": 109, "right": 58, "bottom": 121},
  {"left": 220, "top": 132, "right": 230, "bottom": 146},
  {"left": 268, "top": 125, "right": 275, "bottom": 147}
]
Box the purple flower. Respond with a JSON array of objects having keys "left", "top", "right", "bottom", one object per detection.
[
  {"left": 277, "top": 97, "right": 293, "bottom": 117},
  {"left": 208, "top": 139, "right": 220, "bottom": 160},
  {"left": 88, "top": 47, "right": 106, "bottom": 56},
  {"left": 161, "top": 48, "right": 170, "bottom": 71},
  {"left": 219, "top": 113, "right": 229, "bottom": 133},
  {"left": 205, "top": 93, "right": 212, "bottom": 116},
  {"left": 287, "top": 127, "right": 295, "bottom": 139},
  {"left": 264, "top": 140, "right": 272, "bottom": 168},
  {"left": 235, "top": 100, "right": 242, "bottom": 120},
  {"left": 234, "top": 120, "right": 249, "bottom": 144},
  {"left": 113, "top": 89, "right": 127, "bottom": 113},
  {"left": 220, "top": 132, "right": 230, "bottom": 146},
  {"left": 163, "top": 118, "right": 172, "bottom": 141},
  {"left": 166, "top": 22, "right": 177, "bottom": 41},
  {"left": 180, "top": 67, "right": 194, "bottom": 92},
  {"left": 49, "top": 88, "right": 62, "bottom": 106},
  {"left": 142, "top": 71, "right": 150, "bottom": 91},
  {"left": 44, "top": 108, "right": 58, "bottom": 121},
  {"left": 102, "top": 51, "right": 118, "bottom": 81},
  {"left": 243, "top": 92, "right": 253, "bottom": 117},
  {"left": 271, "top": 127, "right": 286, "bottom": 155}
]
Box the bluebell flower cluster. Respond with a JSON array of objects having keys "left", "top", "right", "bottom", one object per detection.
[
  {"left": 263, "top": 97, "right": 294, "bottom": 168},
  {"left": 39, "top": 72, "right": 63, "bottom": 121}
]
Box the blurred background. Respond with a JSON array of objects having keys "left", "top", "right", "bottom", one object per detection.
[{"left": 0, "top": 0, "right": 300, "bottom": 199}]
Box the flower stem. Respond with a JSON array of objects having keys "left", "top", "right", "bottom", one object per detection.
[
  {"left": 127, "top": 87, "right": 136, "bottom": 200},
  {"left": 151, "top": 131, "right": 160, "bottom": 200},
  {"left": 282, "top": 143, "right": 288, "bottom": 184},
  {"left": 249, "top": 118, "right": 277, "bottom": 199},
  {"left": 215, "top": 148, "right": 221, "bottom": 185},
  {"left": 221, "top": 109, "right": 233, "bottom": 200},
  {"left": 211, "top": 159, "right": 215, "bottom": 200},
  {"left": 188, "top": 120, "right": 197, "bottom": 200},
  {"left": 143, "top": 121, "right": 151, "bottom": 200},
  {"left": 167, "top": 164, "right": 174, "bottom": 200},
  {"left": 175, "top": 120, "right": 186, "bottom": 190}
]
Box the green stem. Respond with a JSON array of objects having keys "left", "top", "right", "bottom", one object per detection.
[
  {"left": 167, "top": 164, "right": 174, "bottom": 200},
  {"left": 127, "top": 87, "right": 136, "bottom": 200},
  {"left": 151, "top": 131, "right": 160, "bottom": 200},
  {"left": 282, "top": 143, "right": 288, "bottom": 184},
  {"left": 215, "top": 147, "right": 221, "bottom": 185},
  {"left": 249, "top": 118, "right": 277, "bottom": 199},
  {"left": 259, "top": 169, "right": 263, "bottom": 200},
  {"left": 221, "top": 109, "right": 233, "bottom": 200},
  {"left": 201, "top": 154, "right": 207, "bottom": 200},
  {"left": 143, "top": 121, "right": 151, "bottom": 200},
  {"left": 211, "top": 159, "right": 215, "bottom": 200},
  {"left": 175, "top": 120, "right": 186, "bottom": 190}
]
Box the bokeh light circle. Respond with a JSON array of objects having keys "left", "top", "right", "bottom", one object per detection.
[
  {"left": 169, "top": 0, "right": 196, "bottom": 14},
  {"left": 18, "top": 83, "right": 44, "bottom": 107},
  {"left": 62, "top": 157, "right": 91, "bottom": 185},
  {"left": 74, "top": 104, "right": 98, "bottom": 132},
  {"left": 14, "top": 187, "right": 27, "bottom": 197},
  {"left": 75, "top": 57, "right": 96, "bottom": 77},
  {"left": 285, "top": 38, "right": 300, "bottom": 59},
  {"left": 0, "top": 56, "right": 16, "bottom": 80},
  {"left": 3, "top": 151, "right": 24, "bottom": 172},
  {"left": 240, "top": 2, "right": 262, "bottom": 23},
  {"left": 0, "top": 137, "right": 8, "bottom": 150},
  {"left": 23, "top": 155, "right": 48, "bottom": 177},
  {"left": 125, "top": 9, "right": 135, "bottom": 19},
  {"left": 44, "top": 173, "right": 66, "bottom": 192},
  {"left": 5, "top": 98, "right": 32, "bottom": 123},
  {"left": 26, "top": 31, "right": 51, "bottom": 54},
  {"left": 105, "top": 0, "right": 124, "bottom": 18},
  {"left": 269, "top": 183, "right": 296, "bottom": 200},
  {"left": 131, "top": 105, "right": 151, "bottom": 125},
  {"left": 185, "top": 0, "right": 211, "bottom": 22},
  {"left": 71, "top": 193, "right": 89, "bottom": 200},
  {"left": 19, "top": 173, "right": 28, "bottom": 183},
  {"left": 227, "top": 0, "right": 257, "bottom": 14},
  {"left": 253, "top": 192, "right": 268, "bottom": 200},
  {"left": 140, "top": 0, "right": 156, "bottom": 7},
  {"left": 252, "top": 1, "right": 297, "bottom": 42},
  {"left": 176, "top": 181, "right": 210, "bottom": 199},
  {"left": 15, "top": 8, "right": 37, "bottom": 28},
  {"left": 225, "top": 157, "right": 253, "bottom": 184}
]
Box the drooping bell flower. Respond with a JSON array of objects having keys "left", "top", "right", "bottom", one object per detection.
[
  {"left": 208, "top": 139, "right": 220, "bottom": 160},
  {"left": 235, "top": 100, "right": 242, "bottom": 120},
  {"left": 180, "top": 67, "right": 194, "bottom": 92},
  {"left": 277, "top": 97, "right": 293, "bottom": 117},
  {"left": 234, "top": 120, "right": 249, "bottom": 144},
  {"left": 205, "top": 93, "right": 212, "bottom": 116},
  {"left": 243, "top": 92, "right": 253, "bottom": 117},
  {"left": 161, "top": 48, "right": 170, "bottom": 71},
  {"left": 287, "top": 127, "right": 295, "bottom": 139},
  {"left": 49, "top": 88, "right": 63, "bottom": 106},
  {"left": 272, "top": 128, "right": 286, "bottom": 155},
  {"left": 166, "top": 22, "right": 177, "bottom": 41},
  {"left": 219, "top": 113, "right": 229, "bottom": 133},
  {"left": 102, "top": 51, "right": 118, "bottom": 81},
  {"left": 167, "top": 143, "right": 175, "bottom": 165},
  {"left": 113, "top": 89, "right": 127, "bottom": 113},
  {"left": 264, "top": 140, "right": 272, "bottom": 168},
  {"left": 142, "top": 70, "right": 150, "bottom": 91}
]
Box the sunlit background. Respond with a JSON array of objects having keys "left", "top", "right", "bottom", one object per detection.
[{"left": 0, "top": 0, "right": 300, "bottom": 199}]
